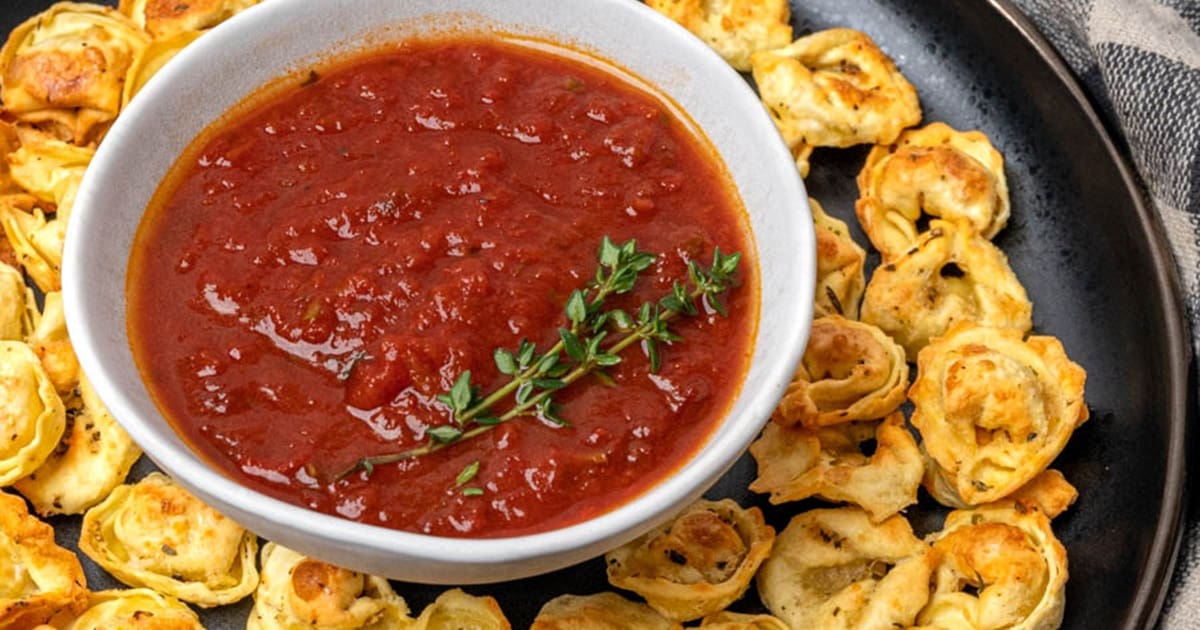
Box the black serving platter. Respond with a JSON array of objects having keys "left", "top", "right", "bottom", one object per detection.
[{"left": 1, "top": 0, "right": 1189, "bottom": 628}]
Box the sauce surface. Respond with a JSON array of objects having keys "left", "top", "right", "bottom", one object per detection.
[{"left": 129, "top": 38, "right": 756, "bottom": 537}]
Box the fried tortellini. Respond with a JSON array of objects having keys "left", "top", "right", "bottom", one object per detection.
[
  {"left": 0, "top": 341, "right": 66, "bottom": 486},
  {"left": 752, "top": 28, "right": 921, "bottom": 175},
  {"left": 79, "top": 472, "right": 260, "bottom": 607},
  {"left": 757, "top": 507, "right": 936, "bottom": 630},
  {"left": 857, "top": 122, "right": 1010, "bottom": 260},
  {"left": 605, "top": 499, "right": 774, "bottom": 622},
  {"left": 411, "top": 589, "right": 510, "bottom": 630},
  {"left": 750, "top": 412, "right": 923, "bottom": 522},
  {"left": 0, "top": 3, "right": 149, "bottom": 145},
  {"left": 812, "top": 199, "right": 866, "bottom": 320},
  {"left": 0, "top": 491, "right": 88, "bottom": 628},
  {"left": 646, "top": 0, "right": 792, "bottom": 71},
  {"left": 0, "top": 261, "right": 35, "bottom": 341},
  {"left": 26, "top": 292, "right": 80, "bottom": 394},
  {"left": 120, "top": 0, "right": 260, "bottom": 39},
  {"left": 920, "top": 484, "right": 1071, "bottom": 629},
  {"left": 860, "top": 220, "right": 1033, "bottom": 361},
  {"left": 6, "top": 125, "right": 94, "bottom": 219},
  {"left": 14, "top": 374, "right": 140, "bottom": 516},
  {"left": 62, "top": 588, "right": 204, "bottom": 629},
  {"left": 248, "top": 542, "right": 410, "bottom": 630},
  {"left": 774, "top": 316, "right": 907, "bottom": 428},
  {"left": 122, "top": 30, "right": 202, "bottom": 103},
  {"left": 1, "top": 194, "right": 63, "bottom": 292},
  {"left": 910, "top": 324, "right": 1088, "bottom": 507},
  {"left": 531, "top": 592, "right": 680, "bottom": 630}
]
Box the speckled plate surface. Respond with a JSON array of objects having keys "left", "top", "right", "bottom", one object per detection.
[{"left": 3, "top": 0, "right": 1188, "bottom": 628}]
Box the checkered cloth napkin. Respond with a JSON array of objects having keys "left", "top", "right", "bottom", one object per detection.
[{"left": 1010, "top": 0, "right": 1199, "bottom": 626}]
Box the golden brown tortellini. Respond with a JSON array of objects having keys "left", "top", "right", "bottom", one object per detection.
[
  {"left": 0, "top": 340, "right": 66, "bottom": 486},
  {"left": 25, "top": 292, "right": 79, "bottom": 394},
  {"left": 757, "top": 507, "right": 935, "bottom": 630},
  {"left": 6, "top": 125, "right": 94, "bottom": 220},
  {"left": 411, "top": 588, "right": 510, "bottom": 630},
  {"left": 750, "top": 412, "right": 923, "bottom": 522},
  {"left": 122, "top": 30, "right": 202, "bottom": 104},
  {"left": 698, "top": 611, "right": 789, "bottom": 629},
  {"left": 62, "top": 588, "right": 204, "bottom": 629},
  {"left": 812, "top": 199, "right": 866, "bottom": 320},
  {"left": 645, "top": 0, "right": 792, "bottom": 71},
  {"left": 1, "top": 194, "right": 63, "bottom": 292},
  {"left": 774, "top": 316, "right": 907, "bottom": 428},
  {"left": 531, "top": 592, "right": 680, "bottom": 630},
  {"left": 247, "top": 542, "right": 411, "bottom": 630},
  {"left": 920, "top": 495, "right": 1070, "bottom": 629},
  {"left": 119, "top": 0, "right": 260, "bottom": 39},
  {"left": 856, "top": 122, "right": 1010, "bottom": 260},
  {"left": 79, "top": 472, "right": 260, "bottom": 607},
  {"left": 0, "top": 261, "right": 35, "bottom": 341},
  {"left": 752, "top": 29, "right": 921, "bottom": 166},
  {"left": 0, "top": 491, "right": 88, "bottom": 628},
  {"left": 909, "top": 324, "right": 1088, "bottom": 507},
  {"left": 14, "top": 374, "right": 140, "bottom": 516},
  {"left": 605, "top": 499, "right": 774, "bottom": 622},
  {"left": 0, "top": 3, "right": 149, "bottom": 145},
  {"left": 860, "top": 219, "right": 1033, "bottom": 361}
]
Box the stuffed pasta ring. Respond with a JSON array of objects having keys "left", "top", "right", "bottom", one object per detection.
[
  {"left": 531, "top": 592, "right": 680, "bottom": 630},
  {"left": 856, "top": 122, "right": 1009, "bottom": 260},
  {"left": 605, "top": 499, "right": 775, "bottom": 622},
  {"left": 63, "top": 589, "right": 203, "bottom": 629},
  {"left": 0, "top": 261, "right": 34, "bottom": 341},
  {"left": 910, "top": 324, "right": 1088, "bottom": 507},
  {"left": 920, "top": 478, "right": 1072, "bottom": 630},
  {"left": 774, "top": 316, "right": 907, "bottom": 428},
  {"left": 860, "top": 219, "right": 1033, "bottom": 361},
  {"left": 750, "top": 411, "right": 923, "bottom": 522},
  {"left": 0, "top": 340, "right": 66, "bottom": 486},
  {"left": 811, "top": 199, "right": 866, "bottom": 320},
  {"left": 751, "top": 28, "right": 921, "bottom": 167},
  {"left": 247, "top": 542, "right": 411, "bottom": 630},
  {"left": 757, "top": 507, "right": 936, "bottom": 630},
  {"left": 0, "top": 490, "right": 88, "bottom": 628},
  {"left": 411, "top": 589, "right": 510, "bottom": 630},
  {"left": 645, "top": 0, "right": 792, "bottom": 71},
  {"left": 78, "top": 472, "right": 259, "bottom": 607}
]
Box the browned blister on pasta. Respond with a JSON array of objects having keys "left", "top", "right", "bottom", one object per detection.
[
  {"left": 14, "top": 374, "right": 140, "bottom": 516},
  {"left": 119, "top": 0, "right": 260, "bottom": 38},
  {"left": 0, "top": 490, "right": 88, "bottom": 629},
  {"left": 752, "top": 28, "right": 921, "bottom": 169},
  {"left": 757, "top": 507, "right": 936, "bottom": 630},
  {"left": 646, "top": 0, "right": 792, "bottom": 71},
  {"left": 910, "top": 324, "right": 1087, "bottom": 508},
  {"left": 0, "top": 340, "right": 65, "bottom": 486},
  {"left": 812, "top": 199, "right": 866, "bottom": 320},
  {"left": 60, "top": 588, "right": 204, "bottom": 629},
  {"left": 750, "top": 411, "right": 922, "bottom": 522},
  {"left": 919, "top": 488, "right": 1070, "bottom": 630},
  {"left": 79, "top": 472, "right": 259, "bottom": 607},
  {"left": 531, "top": 592, "right": 681, "bottom": 630},
  {"left": 860, "top": 220, "right": 1032, "bottom": 361},
  {"left": 857, "top": 122, "right": 1009, "bottom": 260},
  {"left": 775, "top": 316, "right": 908, "bottom": 428},
  {"left": 247, "top": 542, "right": 412, "bottom": 630},
  {"left": 606, "top": 499, "right": 775, "bottom": 622},
  {"left": 0, "top": 2, "right": 148, "bottom": 145}
]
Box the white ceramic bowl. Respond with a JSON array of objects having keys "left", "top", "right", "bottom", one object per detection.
[{"left": 63, "top": 0, "right": 813, "bottom": 583}]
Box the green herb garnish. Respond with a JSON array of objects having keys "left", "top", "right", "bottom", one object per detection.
[{"left": 335, "top": 237, "right": 740, "bottom": 480}]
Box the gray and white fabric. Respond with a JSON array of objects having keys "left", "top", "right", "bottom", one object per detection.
[{"left": 1009, "top": 0, "right": 1199, "bottom": 626}]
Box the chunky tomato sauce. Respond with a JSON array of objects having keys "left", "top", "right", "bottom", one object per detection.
[{"left": 129, "top": 38, "right": 756, "bottom": 537}]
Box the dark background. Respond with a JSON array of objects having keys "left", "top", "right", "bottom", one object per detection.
[{"left": 0, "top": 1, "right": 1187, "bottom": 628}]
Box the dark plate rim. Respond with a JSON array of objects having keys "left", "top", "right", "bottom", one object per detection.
[{"left": 986, "top": 1, "right": 1192, "bottom": 627}]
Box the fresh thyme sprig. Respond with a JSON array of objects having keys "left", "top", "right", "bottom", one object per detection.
[{"left": 335, "top": 238, "right": 741, "bottom": 481}]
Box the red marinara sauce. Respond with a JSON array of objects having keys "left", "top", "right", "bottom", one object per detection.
[{"left": 128, "top": 37, "right": 757, "bottom": 537}]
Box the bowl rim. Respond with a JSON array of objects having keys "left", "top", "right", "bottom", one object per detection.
[{"left": 62, "top": 0, "right": 813, "bottom": 579}]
